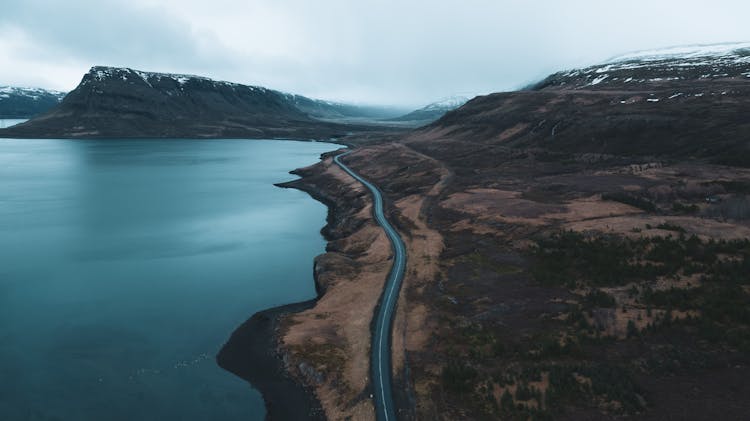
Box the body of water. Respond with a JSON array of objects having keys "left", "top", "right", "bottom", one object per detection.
[
  {"left": 0, "top": 138, "right": 339, "bottom": 420},
  {"left": 0, "top": 119, "right": 28, "bottom": 128}
]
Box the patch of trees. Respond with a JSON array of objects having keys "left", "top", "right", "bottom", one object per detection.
[
  {"left": 602, "top": 191, "right": 657, "bottom": 212},
  {"left": 533, "top": 231, "right": 750, "bottom": 353},
  {"left": 672, "top": 202, "right": 699, "bottom": 214},
  {"left": 655, "top": 222, "right": 686, "bottom": 233},
  {"left": 442, "top": 360, "right": 478, "bottom": 393},
  {"left": 531, "top": 231, "right": 750, "bottom": 288},
  {"left": 583, "top": 289, "right": 616, "bottom": 308},
  {"left": 704, "top": 195, "right": 750, "bottom": 220}
]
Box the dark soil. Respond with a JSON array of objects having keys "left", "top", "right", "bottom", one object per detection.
[{"left": 217, "top": 300, "right": 325, "bottom": 421}]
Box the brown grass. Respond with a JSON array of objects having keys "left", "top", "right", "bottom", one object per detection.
[
  {"left": 281, "top": 159, "right": 390, "bottom": 421},
  {"left": 493, "top": 372, "right": 550, "bottom": 410},
  {"left": 565, "top": 215, "right": 750, "bottom": 240},
  {"left": 392, "top": 194, "right": 445, "bottom": 375},
  {"left": 386, "top": 143, "right": 451, "bottom": 376},
  {"left": 282, "top": 142, "right": 450, "bottom": 420},
  {"left": 442, "top": 189, "right": 642, "bottom": 230},
  {"left": 497, "top": 123, "right": 529, "bottom": 141}
]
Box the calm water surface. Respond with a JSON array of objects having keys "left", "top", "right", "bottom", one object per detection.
[{"left": 0, "top": 138, "right": 339, "bottom": 420}]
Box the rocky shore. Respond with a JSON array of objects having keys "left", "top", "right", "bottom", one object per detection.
[
  {"left": 216, "top": 299, "right": 326, "bottom": 420},
  {"left": 218, "top": 143, "right": 446, "bottom": 420},
  {"left": 217, "top": 148, "right": 381, "bottom": 420},
  {"left": 214, "top": 149, "right": 351, "bottom": 420}
]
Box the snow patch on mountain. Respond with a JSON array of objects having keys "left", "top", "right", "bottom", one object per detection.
[
  {"left": 607, "top": 42, "right": 750, "bottom": 63},
  {"left": 544, "top": 42, "right": 750, "bottom": 89},
  {"left": 84, "top": 66, "right": 269, "bottom": 93},
  {"left": 0, "top": 86, "right": 66, "bottom": 101},
  {"left": 588, "top": 74, "right": 609, "bottom": 86},
  {"left": 421, "top": 96, "right": 469, "bottom": 111}
]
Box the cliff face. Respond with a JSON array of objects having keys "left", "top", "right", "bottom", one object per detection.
[{"left": 0, "top": 66, "right": 359, "bottom": 139}]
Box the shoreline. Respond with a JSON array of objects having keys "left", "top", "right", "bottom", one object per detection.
[
  {"left": 216, "top": 150, "right": 347, "bottom": 420},
  {"left": 216, "top": 298, "right": 326, "bottom": 421}
]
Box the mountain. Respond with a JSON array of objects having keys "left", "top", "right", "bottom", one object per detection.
[
  {"left": 286, "top": 94, "right": 408, "bottom": 121},
  {"left": 0, "top": 66, "right": 385, "bottom": 139},
  {"left": 534, "top": 42, "right": 750, "bottom": 90},
  {"left": 0, "top": 86, "right": 66, "bottom": 118},
  {"left": 388, "top": 96, "right": 469, "bottom": 123},
  {"left": 414, "top": 42, "right": 750, "bottom": 166}
]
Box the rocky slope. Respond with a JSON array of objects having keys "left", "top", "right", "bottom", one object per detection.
[
  {"left": 387, "top": 96, "right": 468, "bottom": 124},
  {"left": 535, "top": 42, "right": 750, "bottom": 90},
  {"left": 287, "top": 94, "right": 407, "bottom": 121},
  {"left": 417, "top": 42, "right": 750, "bottom": 166},
  {"left": 0, "top": 86, "right": 66, "bottom": 118},
  {"left": 281, "top": 43, "right": 750, "bottom": 420},
  {"left": 0, "top": 66, "right": 393, "bottom": 139}
]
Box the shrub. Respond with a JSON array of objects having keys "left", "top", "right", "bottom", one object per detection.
[
  {"left": 672, "top": 202, "right": 699, "bottom": 214},
  {"left": 583, "top": 289, "right": 617, "bottom": 308},
  {"left": 602, "top": 191, "right": 656, "bottom": 212},
  {"left": 656, "top": 222, "right": 686, "bottom": 233},
  {"left": 704, "top": 196, "right": 750, "bottom": 220},
  {"left": 627, "top": 320, "right": 639, "bottom": 338},
  {"left": 442, "top": 361, "right": 478, "bottom": 393}
]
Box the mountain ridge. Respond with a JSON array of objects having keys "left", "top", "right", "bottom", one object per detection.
[
  {"left": 417, "top": 42, "right": 750, "bottom": 166},
  {"left": 0, "top": 66, "right": 396, "bottom": 139},
  {"left": 387, "top": 96, "right": 469, "bottom": 123},
  {"left": 0, "top": 86, "right": 66, "bottom": 118},
  {"left": 533, "top": 41, "right": 750, "bottom": 91}
]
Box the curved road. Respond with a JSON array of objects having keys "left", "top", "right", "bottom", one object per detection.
[{"left": 334, "top": 151, "right": 406, "bottom": 421}]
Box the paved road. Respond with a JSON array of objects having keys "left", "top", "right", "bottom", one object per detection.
[{"left": 334, "top": 151, "right": 406, "bottom": 421}]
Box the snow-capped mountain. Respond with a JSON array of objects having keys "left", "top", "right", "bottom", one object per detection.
[
  {"left": 83, "top": 67, "right": 403, "bottom": 121},
  {"left": 0, "top": 86, "right": 66, "bottom": 118},
  {"left": 284, "top": 94, "right": 408, "bottom": 121},
  {"left": 420, "top": 96, "right": 470, "bottom": 111},
  {"left": 389, "top": 96, "right": 469, "bottom": 123},
  {"left": 0, "top": 66, "right": 349, "bottom": 138},
  {"left": 78, "top": 66, "right": 280, "bottom": 98},
  {"left": 535, "top": 42, "right": 750, "bottom": 90},
  {"left": 0, "top": 65, "right": 414, "bottom": 138}
]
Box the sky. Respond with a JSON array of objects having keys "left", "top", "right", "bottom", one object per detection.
[{"left": 1, "top": 0, "right": 749, "bottom": 107}]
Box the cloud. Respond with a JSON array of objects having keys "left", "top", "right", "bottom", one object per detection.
[
  {"left": 0, "top": 0, "right": 239, "bottom": 90},
  {"left": 0, "top": 0, "right": 230, "bottom": 69},
  {"left": 1, "top": 0, "right": 749, "bottom": 106}
]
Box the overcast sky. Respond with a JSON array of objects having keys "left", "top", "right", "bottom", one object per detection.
[{"left": 1, "top": 0, "right": 749, "bottom": 107}]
